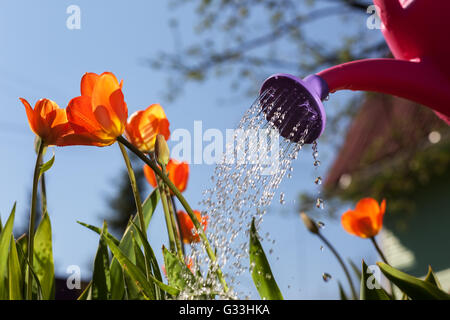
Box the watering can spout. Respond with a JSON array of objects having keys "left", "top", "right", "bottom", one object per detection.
[
  {"left": 258, "top": 0, "right": 450, "bottom": 144},
  {"left": 316, "top": 58, "right": 450, "bottom": 123}
]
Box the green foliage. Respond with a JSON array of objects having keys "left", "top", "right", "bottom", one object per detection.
[
  {"left": 33, "top": 211, "right": 55, "bottom": 299},
  {"left": 162, "top": 246, "right": 196, "bottom": 293},
  {"left": 249, "top": 218, "right": 283, "bottom": 300},
  {"left": 360, "top": 260, "right": 390, "bottom": 300},
  {"left": 377, "top": 262, "right": 450, "bottom": 300},
  {"left": 0, "top": 203, "right": 55, "bottom": 300},
  {"left": 0, "top": 204, "right": 16, "bottom": 299}
]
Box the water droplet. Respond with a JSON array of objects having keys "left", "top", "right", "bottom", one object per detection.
[
  {"left": 279, "top": 192, "right": 285, "bottom": 204},
  {"left": 322, "top": 273, "right": 332, "bottom": 282},
  {"left": 314, "top": 160, "right": 321, "bottom": 167},
  {"left": 320, "top": 245, "right": 324, "bottom": 252},
  {"left": 317, "top": 221, "right": 325, "bottom": 229},
  {"left": 316, "top": 198, "right": 324, "bottom": 209},
  {"left": 314, "top": 177, "right": 322, "bottom": 185}
]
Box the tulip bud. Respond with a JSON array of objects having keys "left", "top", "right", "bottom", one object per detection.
[
  {"left": 155, "top": 134, "right": 170, "bottom": 166},
  {"left": 300, "top": 212, "right": 319, "bottom": 234}
]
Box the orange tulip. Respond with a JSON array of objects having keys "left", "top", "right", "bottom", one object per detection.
[
  {"left": 341, "top": 198, "right": 386, "bottom": 238},
  {"left": 143, "top": 159, "right": 189, "bottom": 194},
  {"left": 125, "top": 104, "right": 170, "bottom": 153},
  {"left": 20, "top": 98, "right": 73, "bottom": 146},
  {"left": 66, "top": 72, "right": 128, "bottom": 146},
  {"left": 177, "top": 210, "right": 208, "bottom": 244}
]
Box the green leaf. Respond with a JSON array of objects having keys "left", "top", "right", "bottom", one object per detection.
[
  {"left": 8, "top": 235, "right": 23, "bottom": 300},
  {"left": 377, "top": 262, "right": 450, "bottom": 300},
  {"left": 39, "top": 154, "right": 55, "bottom": 179},
  {"left": 130, "top": 221, "right": 164, "bottom": 299},
  {"left": 76, "top": 222, "right": 121, "bottom": 246},
  {"left": 16, "top": 243, "right": 44, "bottom": 300},
  {"left": 91, "top": 222, "right": 111, "bottom": 300},
  {"left": 132, "top": 236, "right": 147, "bottom": 275},
  {"left": 78, "top": 189, "right": 160, "bottom": 300},
  {"left": 101, "top": 232, "right": 155, "bottom": 300},
  {"left": 360, "top": 260, "right": 390, "bottom": 300},
  {"left": 162, "top": 246, "right": 196, "bottom": 293},
  {"left": 249, "top": 218, "right": 283, "bottom": 300},
  {"left": 424, "top": 266, "right": 442, "bottom": 289},
  {"left": 77, "top": 282, "right": 92, "bottom": 300},
  {"left": 33, "top": 211, "right": 55, "bottom": 300},
  {"left": 109, "top": 189, "right": 160, "bottom": 299},
  {"left": 337, "top": 281, "right": 348, "bottom": 300},
  {"left": 0, "top": 203, "right": 16, "bottom": 300}
]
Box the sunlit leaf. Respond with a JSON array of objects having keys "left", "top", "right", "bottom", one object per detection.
[
  {"left": 130, "top": 221, "right": 164, "bottom": 299},
  {"left": 77, "top": 282, "right": 92, "bottom": 300},
  {"left": 76, "top": 221, "right": 120, "bottom": 246},
  {"left": 33, "top": 211, "right": 55, "bottom": 300},
  {"left": 377, "top": 262, "right": 450, "bottom": 300},
  {"left": 249, "top": 218, "right": 283, "bottom": 300},
  {"left": 38, "top": 154, "right": 55, "bottom": 179},
  {"left": 424, "top": 266, "right": 442, "bottom": 289},
  {"left": 79, "top": 189, "right": 160, "bottom": 300},
  {"left": 162, "top": 246, "right": 196, "bottom": 293},
  {"left": 8, "top": 235, "right": 23, "bottom": 300},
  {"left": 102, "top": 232, "right": 155, "bottom": 300},
  {"left": 109, "top": 189, "right": 160, "bottom": 299},
  {"left": 0, "top": 203, "right": 16, "bottom": 300},
  {"left": 360, "top": 260, "right": 390, "bottom": 300}
]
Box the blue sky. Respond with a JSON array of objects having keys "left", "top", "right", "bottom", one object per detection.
[{"left": 0, "top": 1, "right": 381, "bottom": 299}]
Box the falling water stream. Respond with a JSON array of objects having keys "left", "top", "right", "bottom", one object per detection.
[{"left": 184, "top": 88, "right": 322, "bottom": 299}]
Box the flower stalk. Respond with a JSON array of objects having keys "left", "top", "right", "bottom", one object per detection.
[
  {"left": 301, "top": 212, "right": 357, "bottom": 300},
  {"left": 26, "top": 139, "right": 45, "bottom": 300}
]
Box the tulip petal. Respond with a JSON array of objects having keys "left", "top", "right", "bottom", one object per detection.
[
  {"left": 143, "top": 164, "right": 157, "bottom": 188},
  {"left": 94, "top": 105, "right": 115, "bottom": 133},
  {"left": 81, "top": 72, "right": 100, "bottom": 97},
  {"left": 19, "top": 98, "right": 37, "bottom": 134},
  {"left": 67, "top": 96, "right": 100, "bottom": 134},
  {"left": 341, "top": 210, "right": 360, "bottom": 237},
  {"left": 91, "top": 73, "right": 121, "bottom": 116},
  {"left": 109, "top": 89, "right": 127, "bottom": 126},
  {"left": 355, "top": 198, "right": 380, "bottom": 217}
]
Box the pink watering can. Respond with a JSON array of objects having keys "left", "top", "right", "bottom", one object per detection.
[{"left": 259, "top": 0, "right": 450, "bottom": 143}]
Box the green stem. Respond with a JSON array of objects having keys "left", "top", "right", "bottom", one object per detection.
[
  {"left": 117, "top": 136, "right": 229, "bottom": 293},
  {"left": 156, "top": 173, "right": 177, "bottom": 252},
  {"left": 118, "top": 142, "right": 151, "bottom": 280},
  {"left": 318, "top": 233, "right": 358, "bottom": 300},
  {"left": 370, "top": 237, "right": 389, "bottom": 264},
  {"left": 161, "top": 165, "right": 184, "bottom": 261},
  {"left": 171, "top": 196, "right": 186, "bottom": 256},
  {"left": 40, "top": 160, "right": 47, "bottom": 216},
  {"left": 27, "top": 141, "right": 45, "bottom": 300}
]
